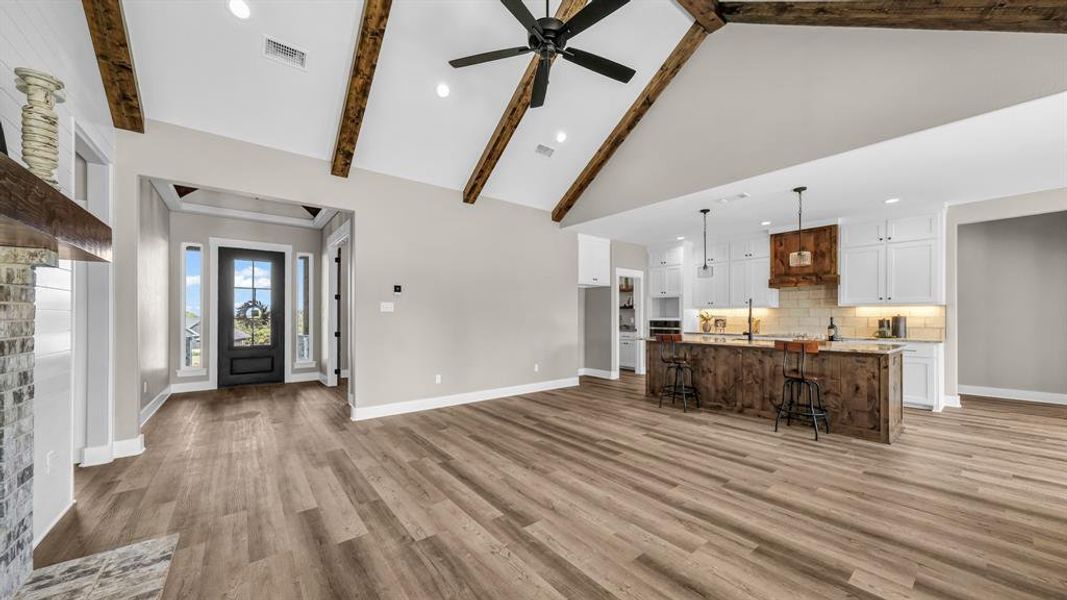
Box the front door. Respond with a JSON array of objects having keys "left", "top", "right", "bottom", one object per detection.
[{"left": 218, "top": 247, "right": 285, "bottom": 387}]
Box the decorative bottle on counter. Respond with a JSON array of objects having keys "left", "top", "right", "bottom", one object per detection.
[{"left": 827, "top": 317, "right": 839, "bottom": 341}]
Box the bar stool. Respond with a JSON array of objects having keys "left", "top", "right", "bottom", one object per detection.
[
  {"left": 773, "top": 340, "right": 830, "bottom": 440},
  {"left": 656, "top": 334, "right": 700, "bottom": 412}
]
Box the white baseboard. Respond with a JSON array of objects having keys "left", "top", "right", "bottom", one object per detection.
[
  {"left": 351, "top": 377, "right": 579, "bottom": 421},
  {"left": 941, "top": 394, "right": 961, "bottom": 409},
  {"left": 318, "top": 372, "right": 329, "bottom": 385},
  {"left": 958, "top": 385, "right": 1067, "bottom": 406},
  {"left": 170, "top": 379, "right": 215, "bottom": 393},
  {"left": 80, "top": 443, "right": 113, "bottom": 467},
  {"left": 113, "top": 434, "right": 145, "bottom": 459},
  {"left": 139, "top": 386, "right": 171, "bottom": 426},
  {"left": 33, "top": 499, "right": 75, "bottom": 548},
  {"left": 290, "top": 371, "right": 322, "bottom": 383},
  {"left": 341, "top": 369, "right": 350, "bottom": 378},
  {"left": 579, "top": 368, "right": 618, "bottom": 380}
]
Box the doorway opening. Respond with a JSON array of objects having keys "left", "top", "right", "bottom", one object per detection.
[
  {"left": 614, "top": 268, "right": 645, "bottom": 375},
  {"left": 324, "top": 219, "right": 353, "bottom": 408}
]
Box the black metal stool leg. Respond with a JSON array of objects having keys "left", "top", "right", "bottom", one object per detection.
[{"left": 806, "top": 381, "right": 819, "bottom": 441}]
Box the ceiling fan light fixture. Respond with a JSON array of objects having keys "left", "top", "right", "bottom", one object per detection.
[{"left": 228, "top": 0, "right": 251, "bottom": 19}]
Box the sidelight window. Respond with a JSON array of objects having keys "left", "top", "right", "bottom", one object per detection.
[
  {"left": 181, "top": 244, "right": 204, "bottom": 372},
  {"left": 296, "top": 250, "right": 311, "bottom": 362}
]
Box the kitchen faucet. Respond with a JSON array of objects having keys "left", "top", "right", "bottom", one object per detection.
[{"left": 747, "top": 298, "right": 754, "bottom": 342}]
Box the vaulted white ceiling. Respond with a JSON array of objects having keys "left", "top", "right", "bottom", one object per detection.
[{"left": 123, "top": 1, "right": 1067, "bottom": 216}]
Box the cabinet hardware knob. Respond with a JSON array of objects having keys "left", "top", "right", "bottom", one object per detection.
[{"left": 879, "top": 297, "right": 883, "bottom": 300}]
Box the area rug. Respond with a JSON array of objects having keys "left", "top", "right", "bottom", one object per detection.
[{"left": 16, "top": 534, "right": 179, "bottom": 600}]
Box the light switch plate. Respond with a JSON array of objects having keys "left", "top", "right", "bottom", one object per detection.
[{"left": 380, "top": 302, "right": 395, "bottom": 313}]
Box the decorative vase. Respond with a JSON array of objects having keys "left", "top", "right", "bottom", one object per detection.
[
  {"left": 15, "top": 67, "right": 65, "bottom": 188},
  {"left": 700, "top": 320, "right": 712, "bottom": 333}
]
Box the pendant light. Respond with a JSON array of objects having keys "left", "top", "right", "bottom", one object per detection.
[
  {"left": 788, "top": 186, "right": 813, "bottom": 267},
  {"left": 697, "top": 208, "right": 713, "bottom": 279}
]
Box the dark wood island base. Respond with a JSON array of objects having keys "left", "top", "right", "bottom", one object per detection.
[{"left": 646, "top": 336, "right": 905, "bottom": 443}]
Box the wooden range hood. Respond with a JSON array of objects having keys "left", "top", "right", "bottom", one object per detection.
[
  {"left": 768, "top": 224, "right": 838, "bottom": 289},
  {"left": 0, "top": 152, "right": 111, "bottom": 262}
]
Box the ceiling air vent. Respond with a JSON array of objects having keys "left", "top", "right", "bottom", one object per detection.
[
  {"left": 264, "top": 36, "right": 307, "bottom": 70},
  {"left": 535, "top": 144, "right": 555, "bottom": 158}
]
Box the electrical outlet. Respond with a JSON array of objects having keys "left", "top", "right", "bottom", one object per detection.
[
  {"left": 534, "top": 363, "right": 539, "bottom": 372},
  {"left": 45, "top": 450, "right": 54, "bottom": 475},
  {"left": 435, "top": 374, "right": 442, "bottom": 384}
]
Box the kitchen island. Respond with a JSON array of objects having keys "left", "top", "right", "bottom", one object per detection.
[{"left": 646, "top": 335, "right": 905, "bottom": 443}]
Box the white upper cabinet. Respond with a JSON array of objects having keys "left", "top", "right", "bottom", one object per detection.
[
  {"left": 730, "top": 236, "right": 770, "bottom": 261},
  {"left": 650, "top": 245, "right": 684, "bottom": 267},
  {"left": 886, "top": 214, "right": 940, "bottom": 243},
  {"left": 841, "top": 220, "right": 885, "bottom": 247},
  {"left": 839, "top": 213, "right": 943, "bottom": 306},
  {"left": 578, "top": 234, "right": 610, "bottom": 287},
  {"left": 886, "top": 240, "right": 938, "bottom": 304},
  {"left": 841, "top": 245, "right": 886, "bottom": 305},
  {"left": 694, "top": 242, "right": 730, "bottom": 265},
  {"left": 650, "top": 265, "right": 682, "bottom": 297},
  {"left": 693, "top": 269, "right": 730, "bottom": 308},
  {"left": 728, "top": 257, "right": 777, "bottom": 308}
]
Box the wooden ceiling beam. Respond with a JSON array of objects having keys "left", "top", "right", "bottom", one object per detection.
[
  {"left": 462, "top": 0, "right": 587, "bottom": 205},
  {"left": 675, "top": 0, "right": 727, "bottom": 33},
  {"left": 331, "top": 0, "right": 393, "bottom": 178},
  {"left": 82, "top": 0, "right": 144, "bottom": 133},
  {"left": 717, "top": 1, "right": 1067, "bottom": 34},
  {"left": 551, "top": 22, "right": 708, "bottom": 223}
]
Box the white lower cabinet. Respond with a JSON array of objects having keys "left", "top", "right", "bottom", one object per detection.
[
  {"left": 619, "top": 338, "right": 635, "bottom": 369},
  {"left": 901, "top": 342, "right": 942, "bottom": 410}
]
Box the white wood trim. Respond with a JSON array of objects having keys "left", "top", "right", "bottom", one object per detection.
[
  {"left": 942, "top": 394, "right": 961, "bottom": 409},
  {"left": 294, "top": 361, "right": 317, "bottom": 369},
  {"left": 579, "top": 368, "right": 618, "bottom": 380},
  {"left": 351, "top": 377, "right": 579, "bottom": 421},
  {"left": 289, "top": 371, "right": 322, "bottom": 383},
  {"left": 79, "top": 444, "right": 113, "bottom": 467},
  {"left": 958, "top": 385, "right": 1067, "bottom": 406},
  {"left": 33, "top": 500, "right": 74, "bottom": 548},
  {"left": 311, "top": 208, "right": 339, "bottom": 229},
  {"left": 325, "top": 219, "right": 352, "bottom": 392},
  {"left": 318, "top": 372, "right": 329, "bottom": 385},
  {"left": 296, "top": 251, "right": 315, "bottom": 365},
  {"left": 178, "top": 242, "right": 205, "bottom": 373},
  {"left": 209, "top": 238, "right": 294, "bottom": 390},
  {"left": 113, "top": 435, "right": 145, "bottom": 459},
  {"left": 170, "top": 380, "right": 215, "bottom": 394},
  {"left": 139, "top": 386, "right": 171, "bottom": 426}
]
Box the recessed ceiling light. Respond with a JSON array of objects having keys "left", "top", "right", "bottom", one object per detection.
[
  {"left": 676, "top": 236, "right": 685, "bottom": 241},
  {"left": 761, "top": 221, "right": 771, "bottom": 226},
  {"left": 885, "top": 197, "right": 900, "bottom": 204},
  {"left": 228, "top": 0, "right": 250, "bottom": 19},
  {"left": 555, "top": 131, "right": 567, "bottom": 143},
  {"left": 435, "top": 82, "right": 450, "bottom": 98}
]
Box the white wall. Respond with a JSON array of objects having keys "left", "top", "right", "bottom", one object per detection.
[
  {"left": 114, "top": 121, "right": 577, "bottom": 436},
  {"left": 0, "top": 0, "right": 116, "bottom": 543},
  {"left": 945, "top": 187, "right": 1067, "bottom": 400},
  {"left": 139, "top": 181, "right": 170, "bottom": 407},
  {"left": 958, "top": 211, "right": 1067, "bottom": 397}
]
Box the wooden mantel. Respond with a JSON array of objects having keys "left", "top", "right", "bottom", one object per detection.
[{"left": 0, "top": 153, "right": 111, "bottom": 262}]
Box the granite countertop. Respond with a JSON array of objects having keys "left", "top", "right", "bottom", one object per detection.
[
  {"left": 681, "top": 332, "right": 944, "bottom": 345},
  {"left": 646, "top": 334, "right": 905, "bottom": 355}
]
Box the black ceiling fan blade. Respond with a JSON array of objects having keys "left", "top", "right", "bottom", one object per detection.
[
  {"left": 562, "top": 48, "right": 635, "bottom": 83},
  {"left": 500, "top": 0, "right": 546, "bottom": 42},
  {"left": 561, "top": 0, "right": 630, "bottom": 40},
  {"left": 530, "top": 57, "right": 550, "bottom": 108},
  {"left": 449, "top": 46, "right": 533, "bottom": 68}
]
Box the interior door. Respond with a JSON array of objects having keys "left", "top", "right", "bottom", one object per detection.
[{"left": 218, "top": 248, "right": 285, "bottom": 387}]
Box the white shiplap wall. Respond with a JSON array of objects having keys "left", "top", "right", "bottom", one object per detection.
[{"left": 0, "top": 1, "right": 115, "bottom": 544}]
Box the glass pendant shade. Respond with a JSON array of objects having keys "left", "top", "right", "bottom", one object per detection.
[{"left": 789, "top": 249, "right": 812, "bottom": 267}]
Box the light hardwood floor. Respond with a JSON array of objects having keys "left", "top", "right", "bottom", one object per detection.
[{"left": 36, "top": 375, "right": 1067, "bottom": 599}]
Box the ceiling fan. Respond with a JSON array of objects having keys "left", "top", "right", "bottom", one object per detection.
[{"left": 448, "top": 0, "right": 636, "bottom": 108}]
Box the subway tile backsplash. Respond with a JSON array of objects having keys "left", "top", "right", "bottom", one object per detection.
[{"left": 689, "top": 287, "right": 945, "bottom": 341}]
